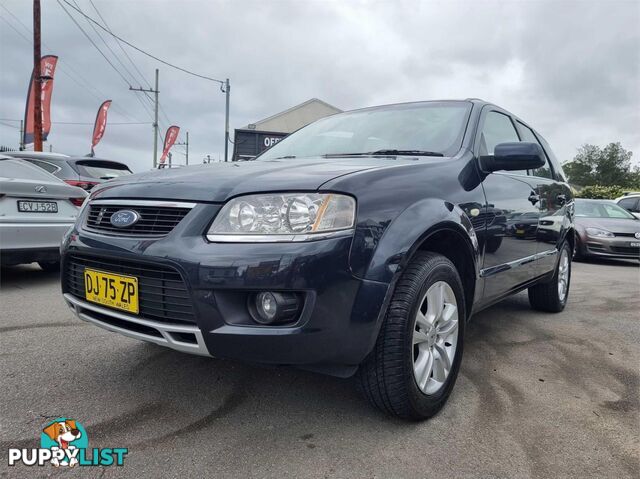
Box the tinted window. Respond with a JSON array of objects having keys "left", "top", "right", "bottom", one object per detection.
[
  {"left": 26, "top": 159, "right": 59, "bottom": 174},
  {"left": 75, "top": 161, "right": 132, "bottom": 179},
  {"left": 618, "top": 197, "right": 639, "bottom": 213},
  {"left": 258, "top": 102, "right": 472, "bottom": 160},
  {"left": 517, "top": 122, "right": 553, "bottom": 179}
]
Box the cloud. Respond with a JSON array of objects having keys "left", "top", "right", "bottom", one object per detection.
[{"left": 0, "top": 0, "right": 638, "bottom": 171}]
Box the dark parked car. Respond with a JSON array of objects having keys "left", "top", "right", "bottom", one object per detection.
[
  {"left": 573, "top": 199, "right": 640, "bottom": 260},
  {"left": 5, "top": 151, "right": 133, "bottom": 191},
  {"left": 61, "top": 99, "right": 574, "bottom": 419}
]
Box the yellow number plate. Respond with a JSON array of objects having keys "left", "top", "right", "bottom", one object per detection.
[
  {"left": 84, "top": 268, "right": 139, "bottom": 314},
  {"left": 516, "top": 229, "right": 525, "bottom": 235}
]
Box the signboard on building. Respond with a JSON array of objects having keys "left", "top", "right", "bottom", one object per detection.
[{"left": 232, "top": 129, "right": 288, "bottom": 161}]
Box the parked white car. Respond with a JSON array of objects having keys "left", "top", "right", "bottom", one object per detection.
[
  {"left": 0, "top": 155, "right": 88, "bottom": 270},
  {"left": 615, "top": 193, "right": 640, "bottom": 219}
]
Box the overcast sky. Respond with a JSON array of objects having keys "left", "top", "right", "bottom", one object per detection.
[{"left": 1, "top": 0, "right": 638, "bottom": 172}]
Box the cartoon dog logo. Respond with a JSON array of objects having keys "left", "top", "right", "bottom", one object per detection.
[{"left": 42, "top": 419, "right": 83, "bottom": 467}]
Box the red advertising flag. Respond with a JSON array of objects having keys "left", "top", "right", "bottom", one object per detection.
[
  {"left": 23, "top": 55, "right": 58, "bottom": 144},
  {"left": 91, "top": 100, "right": 112, "bottom": 153},
  {"left": 159, "top": 125, "right": 180, "bottom": 165}
]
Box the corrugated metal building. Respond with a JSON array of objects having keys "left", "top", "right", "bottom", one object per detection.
[{"left": 232, "top": 98, "right": 341, "bottom": 161}]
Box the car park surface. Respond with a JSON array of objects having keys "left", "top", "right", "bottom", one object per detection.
[{"left": 0, "top": 258, "right": 638, "bottom": 478}]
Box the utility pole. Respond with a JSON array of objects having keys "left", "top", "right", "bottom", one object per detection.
[
  {"left": 19, "top": 120, "right": 24, "bottom": 150},
  {"left": 223, "top": 78, "right": 230, "bottom": 162},
  {"left": 175, "top": 131, "right": 189, "bottom": 165},
  {"left": 153, "top": 69, "right": 159, "bottom": 168},
  {"left": 33, "top": 0, "right": 43, "bottom": 152},
  {"left": 129, "top": 68, "right": 159, "bottom": 168}
]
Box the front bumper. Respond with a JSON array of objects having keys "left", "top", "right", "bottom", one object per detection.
[
  {"left": 583, "top": 236, "right": 640, "bottom": 259},
  {"left": 61, "top": 213, "right": 389, "bottom": 376}
]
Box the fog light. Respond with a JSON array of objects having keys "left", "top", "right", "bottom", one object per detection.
[{"left": 250, "top": 291, "right": 301, "bottom": 325}]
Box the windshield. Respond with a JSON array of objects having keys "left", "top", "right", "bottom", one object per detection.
[
  {"left": 257, "top": 101, "right": 472, "bottom": 160},
  {"left": 74, "top": 161, "right": 133, "bottom": 179},
  {"left": 575, "top": 201, "right": 637, "bottom": 219}
]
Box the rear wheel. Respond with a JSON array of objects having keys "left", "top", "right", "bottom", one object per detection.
[
  {"left": 528, "top": 242, "right": 571, "bottom": 312},
  {"left": 38, "top": 261, "right": 60, "bottom": 272},
  {"left": 573, "top": 233, "right": 585, "bottom": 261},
  {"left": 357, "top": 252, "right": 465, "bottom": 420}
]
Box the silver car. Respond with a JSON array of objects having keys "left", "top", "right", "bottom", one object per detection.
[
  {"left": 0, "top": 155, "right": 87, "bottom": 270},
  {"left": 574, "top": 198, "right": 640, "bottom": 261}
]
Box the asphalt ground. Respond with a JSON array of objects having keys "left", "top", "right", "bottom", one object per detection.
[{"left": 0, "top": 258, "right": 638, "bottom": 478}]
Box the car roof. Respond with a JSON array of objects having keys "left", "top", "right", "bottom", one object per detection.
[
  {"left": 4, "top": 151, "right": 71, "bottom": 160},
  {"left": 575, "top": 198, "right": 616, "bottom": 203}
]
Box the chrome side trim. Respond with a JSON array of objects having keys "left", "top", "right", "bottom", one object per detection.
[
  {"left": 206, "top": 229, "right": 354, "bottom": 243},
  {"left": 89, "top": 199, "right": 197, "bottom": 208},
  {"left": 64, "top": 294, "right": 211, "bottom": 357},
  {"left": 480, "top": 248, "right": 558, "bottom": 278}
]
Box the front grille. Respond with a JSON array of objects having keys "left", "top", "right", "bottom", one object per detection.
[
  {"left": 610, "top": 246, "right": 640, "bottom": 256},
  {"left": 65, "top": 254, "right": 196, "bottom": 325},
  {"left": 614, "top": 232, "right": 640, "bottom": 238},
  {"left": 85, "top": 204, "right": 191, "bottom": 236}
]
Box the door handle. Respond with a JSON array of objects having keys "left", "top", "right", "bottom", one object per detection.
[
  {"left": 528, "top": 193, "right": 540, "bottom": 205},
  {"left": 557, "top": 194, "right": 567, "bottom": 205}
]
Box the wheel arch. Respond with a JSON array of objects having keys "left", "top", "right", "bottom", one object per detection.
[{"left": 362, "top": 199, "right": 480, "bottom": 324}]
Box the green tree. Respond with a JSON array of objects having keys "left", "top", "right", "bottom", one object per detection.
[{"left": 563, "top": 142, "right": 638, "bottom": 187}]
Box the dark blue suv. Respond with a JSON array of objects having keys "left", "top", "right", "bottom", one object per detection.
[{"left": 61, "top": 99, "right": 574, "bottom": 419}]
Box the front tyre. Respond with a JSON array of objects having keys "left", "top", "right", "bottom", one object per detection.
[
  {"left": 528, "top": 242, "right": 571, "bottom": 312},
  {"left": 38, "top": 260, "right": 60, "bottom": 272},
  {"left": 357, "top": 252, "right": 465, "bottom": 420}
]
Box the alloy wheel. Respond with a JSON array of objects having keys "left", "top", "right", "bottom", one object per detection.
[
  {"left": 412, "top": 281, "right": 459, "bottom": 395},
  {"left": 557, "top": 248, "right": 570, "bottom": 302}
]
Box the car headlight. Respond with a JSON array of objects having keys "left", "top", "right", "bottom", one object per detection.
[
  {"left": 585, "top": 227, "right": 614, "bottom": 238},
  {"left": 207, "top": 193, "right": 356, "bottom": 242}
]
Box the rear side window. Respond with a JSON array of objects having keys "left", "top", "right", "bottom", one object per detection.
[
  {"left": 618, "top": 197, "right": 639, "bottom": 213},
  {"left": 25, "top": 159, "right": 60, "bottom": 174},
  {"left": 516, "top": 122, "right": 553, "bottom": 179},
  {"left": 74, "top": 161, "right": 132, "bottom": 179}
]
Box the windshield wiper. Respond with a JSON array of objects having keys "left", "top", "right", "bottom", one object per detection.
[
  {"left": 273, "top": 155, "right": 297, "bottom": 159},
  {"left": 323, "top": 150, "right": 444, "bottom": 158}
]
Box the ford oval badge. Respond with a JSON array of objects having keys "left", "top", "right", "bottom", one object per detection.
[{"left": 110, "top": 209, "right": 140, "bottom": 228}]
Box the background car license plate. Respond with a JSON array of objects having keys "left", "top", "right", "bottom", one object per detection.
[
  {"left": 630, "top": 242, "right": 640, "bottom": 247},
  {"left": 84, "top": 269, "right": 139, "bottom": 314},
  {"left": 17, "top": 200, "right": 58, "bottom": 213}
]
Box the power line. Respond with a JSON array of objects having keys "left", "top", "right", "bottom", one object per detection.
[
  {"left": 0, "top": 118, "right": 150, "bottom": 125},
  {"left": 60, "top": 0, "right": 224, "bottom": 84},
  {"left": 0, "top": 4, "right": 141, "bottom": 122},
  {"left": 88, "top": 0, "right": 151, "bottom": 89},
  {"left": 53, "top": 121, "right": 151, "bottom": 125},
  {"left": 70, "top": 0, "right": 139, "bottom": 87},
  {"left": 57, "top": 0, "right": 133, "bottom": 88}
]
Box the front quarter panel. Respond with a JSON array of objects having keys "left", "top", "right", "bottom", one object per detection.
[{"left": 323, "top": 155, "right": 485, "bottom": 284}]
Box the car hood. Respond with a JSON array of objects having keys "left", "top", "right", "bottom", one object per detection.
[
  {"left": 575, "top": 216, "right": 640, "bottom": 234},
  {"left": 91, "top": 157, "right": 428, "bottom": 202}
]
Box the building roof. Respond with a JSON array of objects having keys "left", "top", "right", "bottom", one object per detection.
[{"left": 243, "top": 98, "right": 341, "bottom": 133}]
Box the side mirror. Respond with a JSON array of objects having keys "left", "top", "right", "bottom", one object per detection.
[{"left": 480, "top": 142, "right": 546, "bottom": 173}]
